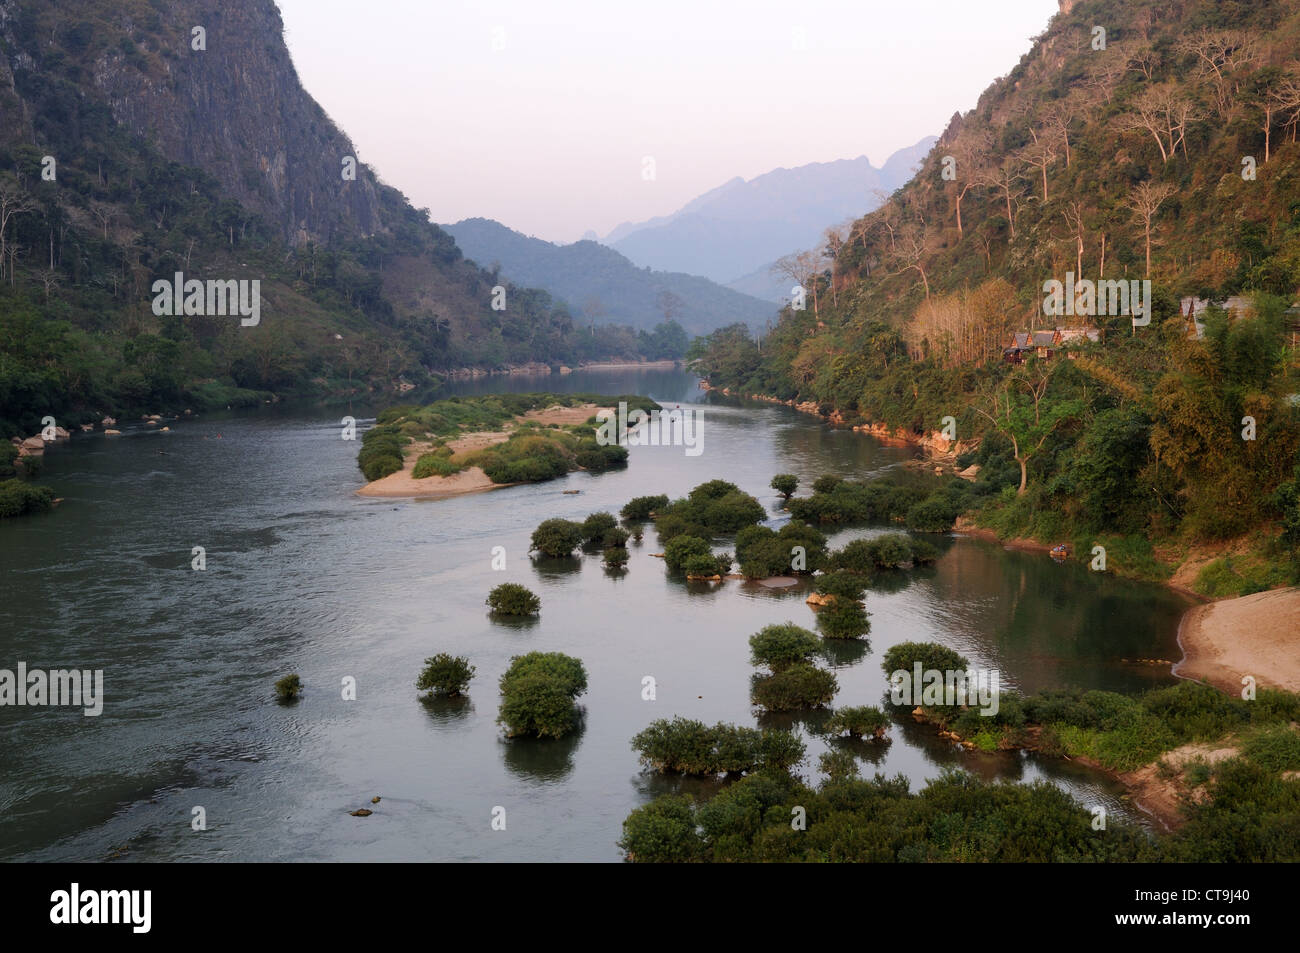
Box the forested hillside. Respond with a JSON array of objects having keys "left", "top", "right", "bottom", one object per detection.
[
  {"left": 0, "top": 0, "right": 663, "bottom": 438},
  {"left": 691, "top": 0, "right": 1300, "bottom": 593}
]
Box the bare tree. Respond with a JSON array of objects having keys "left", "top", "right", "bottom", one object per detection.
[
  {"left": 978, "top": 159, "right": 1027, "bottom": 238},
  {"left": 892, "top": 222, "right": 933, "bottom": 300},
  {"left": 1175, "top": 29, "right": 1262, "bottom": 119},
  {"left": 944, "top": 126, "right": 993, "bottom": 238},
  {"left": 1081, "top": 50, "right": 1128, "bottom": 106},
  {"left": 771, "top": 251, "right": 824, "bottom": 314},
  {"left": 1043, "top": 103, "right": 1077, "bottom": 167},
  {"left": 34, "top": 268, "right": 61, "bottom": 302},
  {"left": 822, "top": 223, "right": 848, "bottom": 307},
  {"left": 1020, "top": 128, "right": 1062, "bottom": 203},
  {"left": 89, "top": 201, "right": 116, "bottom": 240},
  {"left": 1120, "top": 85, "right": 1201, "bottom": 162},
  {"left": 1126, "top": 181, "right": 1177, "bottom": 274},
  {"left": 0, "top": 176, "right": 35, "bottom": 283}
]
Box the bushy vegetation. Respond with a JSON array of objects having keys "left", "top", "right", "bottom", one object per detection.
[
  {"left": 530, "top": 518, "right": 585, "bottom": 558},
  {"left": 662, "top": 535, "right": 730, "bottom": 576},
  {"left": 814, "top": 570, "right": 867, "bottom": 601},
  {"left": 416, "top": 654, "right": 476, "bottom": 696},
  {"left": 0, "top": 478, "right": 55, "bottom": 517},
  {"left": 830, "top": 533, "right": 939, "bottom": 572},
  {"left": 751, "top": 662, "right": 839, "bottom": 711},
  {"left": 497, "top": 652, "right": 587, "bottom": 739},
  {"left": 486, "top": 583, "right": 541, "bottom": 616},
  {"left": 359, "top": 394, "right": 655, "bottom": 485},
  {"left": 630, "top": 717, "right": 806, "bottom": 775},
  {"left": 620, "top": 769, "right": 1153, "bottom": 862},
  {"left": 654, "top": 480, "right": 766, "bottom": 542},
  {"left": 770, "top": 474, "right": 798, "bottom": 499},
  {"left": 815, "top": 599, "right": 871, "bottom": 640},
  {"left": 621, "top": 494, "right": 669, "bottom": 521},
  {"left": 824, "top": 705, "right": 890, "bottom": 740},
  {"left": 748, "top": 623, "right": 821, "bottom": 670},
  {"left": 274, "top": 674, "right": 301, "bottom": 702},
  {"left": 735, "top": 521, "right": 827, "bottom": 577}
]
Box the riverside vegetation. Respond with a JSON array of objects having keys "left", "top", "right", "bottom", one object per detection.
[
  {"left": 689, "top": 0, "right": 1300, "bottom": 596},
  {"left": 357, "top": 393, "right": 658, "bottom": 483},
  {"left": 620, "top": 639, "right": 1300, "bottom": 862}
]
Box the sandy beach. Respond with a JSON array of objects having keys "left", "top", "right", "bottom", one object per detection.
[
  {"left": 355, "top": 402, "right": 608, "bottom": 500},
  {"left": 1174, "top": 587, "right": 1300, "bottom": 693}
]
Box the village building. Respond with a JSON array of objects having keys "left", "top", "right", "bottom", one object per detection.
[{"left": 1003, "top": 326, "right": 1102, "bottom": 363}]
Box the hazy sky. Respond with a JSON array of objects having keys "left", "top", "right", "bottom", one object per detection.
[{"left": 276, "top": 0, "right": 1059, "bottom": 243}]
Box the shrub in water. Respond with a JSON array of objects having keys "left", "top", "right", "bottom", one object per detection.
[
  {"left": 530, "top": 518, "right": 584, "bottom": 557},
  {"left": 487, "top": 583, "right": 541, "bottom": 616},
  {"left": 751, "top": 662, "right": 838, "bottom": 711},
  {"left": 416, "top": 654, "right": 476, "bottom": 696},
  {"left": 749, "top": 623, "right": 820, "bottom": 670},
  {"left": 274, "top": 674, "right": 302, "bottom": 702},
  {"left": 770, "top": 474, "right": 798, "bottom": 499},
  {"left": 824, "top": 705, "right": 890, "bottom": 739}
]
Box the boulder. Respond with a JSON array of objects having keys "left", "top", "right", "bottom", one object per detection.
[
  {"left": 101, "top": 416, "right": 116, "bottom": 426},
  {"left": 21, "top": 436, "right": 45, "bottom": 450},
  {"left": 80, "top": 424, "right": 94, "bottom": 432},
  {"left": 104, "top": 429, "right": 122, "bottom": 435},
  {"left": 161, "top": 427, "right": 170, "bottom": 432},
  {"left": 54, "top": 427, "right": 70, "bottom": 439}
]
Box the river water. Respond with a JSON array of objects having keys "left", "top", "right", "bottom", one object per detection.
[{"left": 0, "top": 367, "right": 1189, "bottom": 861}]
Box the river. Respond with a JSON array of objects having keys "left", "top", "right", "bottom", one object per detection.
[{"left": 0, "top": 366, "right": 1190, "bottom": 861}]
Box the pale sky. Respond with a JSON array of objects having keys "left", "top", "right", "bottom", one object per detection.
[{"left": 276, "top": 0, "right": 1059, "bottom": 243}]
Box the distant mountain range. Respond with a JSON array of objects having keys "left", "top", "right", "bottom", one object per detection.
[
  {"left": 600, "top": 138, "right": 938, "bottom": 300},
  {"left": 442, "top": 218, "right": 777, "bottom": 337}
]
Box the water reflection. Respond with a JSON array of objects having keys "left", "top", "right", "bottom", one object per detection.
[{"left": 500, "top": 720, "right": 585, "bottom": 782}]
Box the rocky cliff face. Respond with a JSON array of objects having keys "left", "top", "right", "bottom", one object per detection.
[{"left": 0, "top": 0, "right": 384, "bottom": 245}]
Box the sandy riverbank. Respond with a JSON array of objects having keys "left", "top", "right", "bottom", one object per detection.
[
  {"left": 1173, "top": 587, "right": 1300, "bottom": 693},
  {"left": 355, "top": 402, "right": 608, "bottom": 500}
]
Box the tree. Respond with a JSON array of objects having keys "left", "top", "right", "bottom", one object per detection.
[
  {"left": 1126, "top": 180, "right": 1177, "bottom": 275},
  {"left": 1175, "top": 29, "right": 1261, "bottom": 120},
  {"left": 486, "top": 583, "right": 541, "bottom": 616},
  {"left": 529, "top": 518, "right": 584, "bottom": 557},
  {"left": 655, "top": 289, "right": 684, "bottom": 323},
  {"left": 947, "top": 126, "right": 992, "bottom": 238},
  {"left": 0, "top": 177, "right": 34, "bottom": 283},
  {"left": 749, "top": 623, "right": 820, "bottom": 671},
  {"left": 770, "top": 474, "right": 798, "bottom": 499},
  {"left": 416, "top": 654, "right": 476, "bottom": 696},
  {"left": 973, "top": 365, "right": 1082, "bottom": 495},
  {"left": 978, "top": 159, "right": 1027, "bottom": 239}
]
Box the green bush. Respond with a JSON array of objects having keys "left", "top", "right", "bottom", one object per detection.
[
  {"left": 580, "top": 511, "right": 618, "bottom": 544},
  {"left": 618, "top": 794, "right": 701, "bottom": 862},
  {"left": 630, "top": 717, "right": 806, "bottom": 775},
  {"left": 621, "top": 494, "right": 669, "bottom": 520},
  {"left": 412, "top": 449, "right": 462, "bottom": 478},
  {"left": 357, "top": 426, "right": 406, "bottom": 481},
  {"left": 824, "top": 705, "right": 890, "bottom": 739},
  {"left": 497, "top": 672, "right": 580, "bottom": 739},
  {"left": 816, "top": 599, "right": 871, "bottom": 640},
  {"left": 655, "top": 481, "right": 766, "bottom": 538},
  {"left": 664, "top": 534, "right": 710, "bottom": 572},
  {"left": 751, "top": 662, "right": 838, "bottom": 711},
  {"left": 749, "top": 623, "right": 820, "bottom": 670},
  {"left": 682, "top": 553, "right": 731, "bottom": 577},
  {"left": 770, "top": 474, "right": 798, "bottom": 499},
  {"left": 735, "top": 521, "right": 827, "bottom": 576},
  {"left": 530, "top": 518, "right": 585, "bottom": 557},
  {"left": 487, "top": 583, "right": 541, "bottom": 616},
  {"left": 0, "top": 479, "right": 55, "bottom": 517},
  {"left": 603, "top": 547, "right": 629, "bottom": 569},
  {"left": 815, "top": 570, "right": 867, "bottom": 601},
  {"left": 602, "top": 526, "right": 630, "bottom": 548},
  {"left": 1242, "top": 726, "right": 1300, "bottom": 773},
  {"left": 882, "top": 642, "right": 970, "bottom": 680},
  {"left": 497, "top": 652, "right": 588, "bottom": 739},
  {"left": 416, "top": 653, "right": 476, "bottom": 696},
  {"left": 274, "top": 674, "right": 301, "bottom": 702},
  {"left": 819, "top": 749, "right": 860, "bottom": 780}
]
